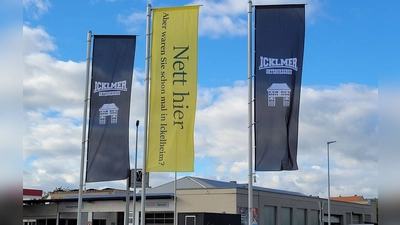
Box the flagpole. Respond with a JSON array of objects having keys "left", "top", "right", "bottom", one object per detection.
[
  {"left": 125, "top": 178, "right": 130, "bottom": 225},
  {"left": 133, "top": 120, "right": 139, "bottom": 225},
  {"left": 247, "top": 2, "right": 253, "bottom": 225},
  {"left": 141, "top": 4, "right": 152, "bottom": 225},
  {"left": 78, "top": 30, "right": 92, "bottom": 225},
  {"left": 174, "top": 172, "right": 177, "bottom": 225}
]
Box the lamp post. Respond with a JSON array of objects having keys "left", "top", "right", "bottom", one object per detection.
[{"left": 327, "top": 141, "right": 336, "bottom": 225}]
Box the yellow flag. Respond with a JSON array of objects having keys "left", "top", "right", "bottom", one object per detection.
[{"left": 147, "top": 6, "right": 199, "bottom": 172}]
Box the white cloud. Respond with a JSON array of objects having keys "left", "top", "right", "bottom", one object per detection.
[
  {"left": 117, "top": 11, "right": 147, "bottom": 33},
  {"left": 23, "top": 25, "right": 56, "bottom": 53},
  {"left": 195, "top": 81, "right": 248, "bottom": 161},
  {"left": 229, "top": 161, "right": 247, "bottom": 173},
  {"left": 23, "top": 0, "right": 51, "bottom": 18},
  {"left": 24, "top": 156, "right": 82, "bottom": 189},
  {"left": 192, "top": 0, "right": 245, "bottom": 16},
  {"left": 199, "top": 15, "right": 247, "bottom": 38},
  {"left": 23, "top": 112, "right": 82, "bottom": 160},
  {"left": 298, "top": 84, "right": 378, "bottom": 163},
  {"left": 216, "top": 165, "right": 227, "bottom": 173},
  {"left": 23, "top": 51, "right": 85, "bottom": 113},
  {"left": 117, "top": 0, "right": 323, "bottom": 38},
  {"left": 193, "top": 82, "right": 377, "bottom": 197},
  {"left": 22, "top": 26, "right": 94, "bottom": 190},
  {"left": 189, "top": 0, "right": 323, "bottom": 38},
  {"left": 190, "top": 0, "right": 247, "bottom": 38}
]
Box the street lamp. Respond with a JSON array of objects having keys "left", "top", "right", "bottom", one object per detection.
[{"left": 327, "top": 141, "right": 336, "bottom": 225}]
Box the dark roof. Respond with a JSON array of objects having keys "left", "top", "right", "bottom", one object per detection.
[
  {"left": 23, "top": 176, "right": 306, "bottom": 205},
  {"left": 147, "top": 176, "right": 306, "bottom": 196}
]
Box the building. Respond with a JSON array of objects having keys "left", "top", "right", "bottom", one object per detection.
[{"left": 23, "top": 176, "right": 378, "bottom": 225}]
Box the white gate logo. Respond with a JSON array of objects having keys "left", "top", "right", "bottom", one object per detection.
[
  {"left": 99, "top": 103, "right": 119, "bottom": 124},
  {"left": 267, "top": 83, "right": 291, "bottom": 107}
]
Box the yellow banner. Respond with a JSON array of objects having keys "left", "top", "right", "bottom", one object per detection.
[{"left": 147, "top": 6, "right": 199, "bottom": 172}]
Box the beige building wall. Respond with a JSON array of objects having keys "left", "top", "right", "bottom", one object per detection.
[
  {"left": 58, "top": 200, "right": 126, "bottom": 213},
  {"left": 49, "top": 189, "right": 128, "bottom": 199},
  {"left": 176, "top": 188, "right": 238, "bottom": 214}
]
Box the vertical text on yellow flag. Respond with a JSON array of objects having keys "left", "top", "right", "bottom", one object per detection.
[{"left": 147, "top": 6, "right": 199, "bottom": 172}]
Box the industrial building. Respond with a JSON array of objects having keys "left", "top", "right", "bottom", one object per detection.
[{"left": 23, "top": 176, "right": 377, "bottom": 225}]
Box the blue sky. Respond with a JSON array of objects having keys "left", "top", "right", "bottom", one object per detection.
[
  {"left": 23, "top": 0, "right": 384, "bottom": 88},
  {"left": 17, "top": 0, "right": 399, "bottom": 198}
]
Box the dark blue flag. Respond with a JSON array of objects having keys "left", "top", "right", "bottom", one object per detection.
[
  {"left": 86, "top": 35, "right": 136, "bottom": 182},
  {"left": 254, "top": 5, "right": 305, "bottom": 171}
]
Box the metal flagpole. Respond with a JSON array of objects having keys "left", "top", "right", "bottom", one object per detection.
[
  {"left": 174, "top": 172, "right": 177, "bottom": 225},
  {"left": 247, "top": 2, "right": 253, "bottom": 225},
  {"left": 327, "top": 141, "right": 336, "bottom": 225},
  {"left": 125, "top": 178, "right": 130, "bottom": 225},
  {"left": 78, "top": 30, "right": 92, "bottom": 225},
  {"left": 141, "top": 4, "right": 152, "bottom": 225},
  {"left": 133, "top": 120, "right": 139, "bottom": 225}
]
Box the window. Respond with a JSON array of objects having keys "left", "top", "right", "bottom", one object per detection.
[
  {"left": 23, "top": 221, "right": 36, "bottom": 225},
  {"left": 280, "top": 207, "right": 292, "bottom": 225},
  {"left": 310, "top": 210, "right": 319, "bottom": 225},
  {"left": 37, "top": 219, "right": 46, "bottom": 225},
  {"left": 352, "top": 214, "right": 361, "bottom": 224},
  {"left": 35, "top": 219, "right": 57, "bottom": 225},
  {"left": 365, "top": 214, "right": 371, "bottom": 222},
  {"left": 140, "top": 213, "right": 174, "bottom": 225},
  {"left": 263, "top": 206, "right": 276, "bottom": 225},
  {"left": 117, "top": 212, "right": 125, "bottom": 225},
  {"left": 296, "top": 209, "right": 306, "bottom": 225},
  {"left": 69, "top": 219, "right": 77, "bottom": 225},
  {"left": 93, "top": 220, "right": 106, "bottom": 225},
  {"left": 346, "top": 213, "right": 351, "bottom": 225},
  {"left": 47, "top": 219, "right": 56, "bottom": 225}
]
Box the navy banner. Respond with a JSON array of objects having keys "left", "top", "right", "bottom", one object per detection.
[
  {"left": 86, "top": 35, "right": 136, "bottom": 182},
  {"left": 254, "top": 5, "right": 305, "bottom": 171}
]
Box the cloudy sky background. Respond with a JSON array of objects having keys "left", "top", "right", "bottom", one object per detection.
[{"left": 15, "top": 0, "right": 399, "bottom": 199}]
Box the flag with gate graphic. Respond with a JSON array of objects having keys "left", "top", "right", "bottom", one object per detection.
[
  {"left": 254, "top": 5, "right": 305, "bottom": 171},
  {"left": 86, "top": 35, "right": 136, "bottom": 182}
]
